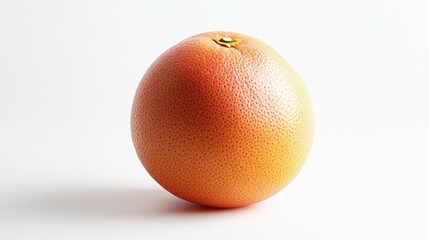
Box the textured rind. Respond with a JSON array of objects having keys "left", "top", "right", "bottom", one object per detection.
[{"left": 131, "top": 32, "right": 314, "bottom": 208}]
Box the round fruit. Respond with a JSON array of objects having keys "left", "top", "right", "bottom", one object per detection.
[{"left": 131, "top": 32, "right": 314, "bottom": 208}]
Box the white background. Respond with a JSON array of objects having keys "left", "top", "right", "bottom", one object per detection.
[{"left": 1, "top": 0, "right": 428, "bottom": 239}]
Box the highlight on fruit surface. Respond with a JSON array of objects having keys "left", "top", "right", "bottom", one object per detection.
[{"left": 131, "top": 31, "right": 314, "bottom": 208}]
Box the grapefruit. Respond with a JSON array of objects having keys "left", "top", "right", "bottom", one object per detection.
[{"left": 131, "top": 32, "right": 314, "bottom": 208}]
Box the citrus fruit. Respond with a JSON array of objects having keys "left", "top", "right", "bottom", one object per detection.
[{"left": 131, "top": 31, "right": 314, "bottom": 208}]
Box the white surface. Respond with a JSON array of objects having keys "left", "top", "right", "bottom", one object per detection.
[{"left": 1, "top": 0, "right": 428, "bottom": 239}]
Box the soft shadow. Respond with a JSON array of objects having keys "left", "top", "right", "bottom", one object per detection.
[{"left": 5, "top": 186, "right": 256, "bottom": 219}]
